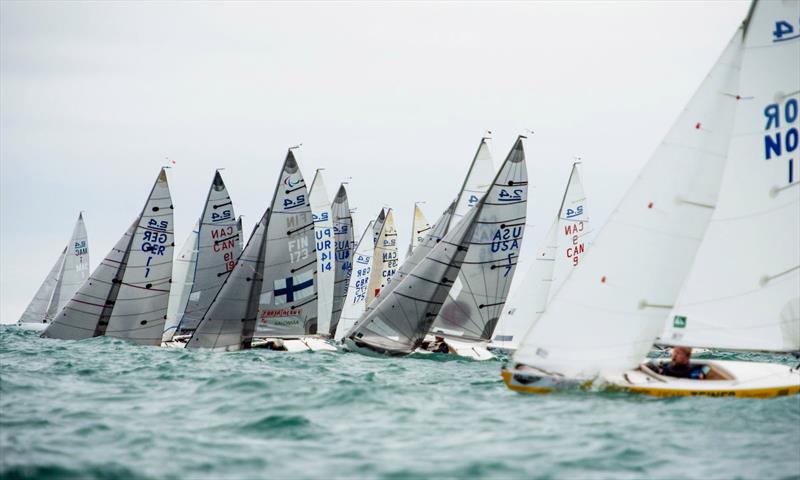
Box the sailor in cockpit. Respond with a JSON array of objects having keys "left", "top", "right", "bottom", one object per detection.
[{"left": 649, "top": 347, "right": 709, "bottom": 379}]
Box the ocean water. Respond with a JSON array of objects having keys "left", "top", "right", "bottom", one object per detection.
[{"left": 1, "top": 327, "right": 799, "bottom": 480}]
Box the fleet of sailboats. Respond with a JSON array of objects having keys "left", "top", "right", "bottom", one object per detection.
[{"left": 17, "top": 0, "right": 799, "bottom": 399}]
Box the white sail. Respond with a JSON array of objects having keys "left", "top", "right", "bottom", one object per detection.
[
  {"left": 236, "top": 216, "right": 245, "bottom": 254},
  {"left": 346, "top": 137, "right": 527, "bottom": 354},
  {"left": 662, "top": 0, "right": 800, "bottom": 353},
  {"left": 366, "top": 208, "right": 398, "bottom": 305},
  {"left": 372, "top": 209, "right": 386, "bottom": 246},
  {"left": 174, "top": 171, "right": 239, "bottom": 335},
  {"left": 513, "top": 30, "right": 744, "bottom": 378},
  {"left": 256, "top": 150, "right": 318, "bottom": 337},
  {"left": 17, "top": 247, "right": 65, "bottom": 326},
  {"left": 162, "top": 220, "right": 199, "bottom": 342},
  {"left": 407, "top": 203, "right": 431, "bottom": 258},
  {"left": 334, "top": 221, "right": 375, "bottom": 341},
  {"left": 448, "top": 137, "right": 495, "bottom": 233},
  {"left": 18, "top": 213, "right": 90, "bottom": 326},
  {"left": 43, "top": 169, "right": 174, "bottom": 346},
  {"left": 188, "top": 211, "right": 268, "bottom": 351},
  {"left": 309, "top": 170, "right": 335, "bottom": 336},
  {"left": 492, "top": 164, "right": 588, "bottom": 350},
  {"left": 330, "top": 184, "right": 355, "bottom": 336},
  {"left": 430, "top": 138, "right": 528, "bottom": 342}
]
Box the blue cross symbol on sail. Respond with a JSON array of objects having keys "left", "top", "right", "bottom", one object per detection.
[{"left": 273, "top": 271, "right": 315, "bottom": 305}]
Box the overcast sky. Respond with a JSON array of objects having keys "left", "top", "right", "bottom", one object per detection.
[{"left": 0, "top": 1, "right": 750, "bottom": 324}]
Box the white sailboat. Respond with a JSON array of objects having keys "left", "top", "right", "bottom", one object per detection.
[
  {"left": 406, "top": 203, "right": 430, "bottom": 258},
  {"left": 162, "top": 220, "right": 199, "bottom": 342},
  {"left": 365, "top": 208, "right": 398, "bottom": 306},
  {"left": 448, "top": 137, "right": 495, "bottom": 234},
  {"left": 309, "top": 170, "right": 335, "bottom": 337},
  {"left": 491, "top": 163, "right": 588, "bottom": 351},
  {"left": 187, "top": 150, "right": 334, "bottom": 352},
  {"left": 504, "top": 0, "right": 800, "bottom": 397},
  {"left": 18, "top": 213, "right": 90, "bottom": 330},
  {"left": 333, "top": 221, "right": 375, "bottom": 342},
  {"left": 345, "top": 137, "right": 528, "bottom": 356},
  {"left": 42, "top": 169, "right": 174, "bottom": 346},
  {"left": 330, "top": 184, "right": 355, "bottom": 337}
]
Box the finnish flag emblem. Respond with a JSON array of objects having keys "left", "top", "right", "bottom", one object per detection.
[{"left": 273, "top": 270, "right": 315, "bottom": 305}]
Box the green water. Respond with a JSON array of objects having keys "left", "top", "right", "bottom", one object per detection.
[{"left": 1, "top": 326, "right": 799, "bottom": 480}]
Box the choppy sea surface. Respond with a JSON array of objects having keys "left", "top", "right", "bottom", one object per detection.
[{"left": 1, "top": 326, "right": 799, "bottom": 480}]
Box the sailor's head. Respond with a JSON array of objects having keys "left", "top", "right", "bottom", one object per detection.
[
  {"left": 671, "top": 346, "right": 692, "bottom": 366},
  {"left": 435, "top": 336, "right": 444, "bottom": 343}
]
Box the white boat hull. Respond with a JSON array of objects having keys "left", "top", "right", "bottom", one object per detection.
[
  {"left": 16, "top": 322, "right": 48, "bottom": 332},
  {"left": 502, "top": 359, "right": 800, "bottom": 398}
]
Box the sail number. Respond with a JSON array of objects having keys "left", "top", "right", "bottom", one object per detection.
[
  {"left": 773, "top": 19, "right": 800, "bottom": 43},
  {"left": 764, "top": 96, "right": 798, "bottom": 184},
  {"left": 141, "top": 219, "right": 170, "bottom": 278},
  {"left": 497, "top": 189, "right": 523, "bottom": 202}
]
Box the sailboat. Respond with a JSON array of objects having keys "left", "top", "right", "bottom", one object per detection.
[
  {"left": 330, "top": 184, "right": 355, "bottom": 337},
  {"left": 366, "top": 208, "right": 398, "bottom": 305},
  {"left": 309, "top": 170, "right": 335, "bottom": 337},
  {"left": 17, "top": 213, "right": 90, "bottom": 330},
  {"left": 163, "top": 171, "right": 240, "bottom": 345},
  {"left": 345, "top": 137, "right": 528, "bottom": 356},
  {"left": 491, "top": 163, "right": 588, "bottom": 351},
  {"left": 186, "top": 150, "right": 334, "bottom": 352},
  {"left": 42, "top": 169, "right": 174, "bottom": 346},
  {"left": 504, "top": 0, "right": 799, "bottom": 397},
  {"left": 162, "top": 220, "right": 199, "bottom": 343},
  {"left": 406, "top": 203, "right": 430, "bottom": 258},
  {"left": 333, "top": 221, "right": 375, "bottom": 342}
]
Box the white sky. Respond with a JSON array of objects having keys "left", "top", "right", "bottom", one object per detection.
[{"left": 0, "top": 0, "right": 750, "bottom": 324}]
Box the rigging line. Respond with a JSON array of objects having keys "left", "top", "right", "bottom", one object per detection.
[
  {"left": 213, "top": 201, "right": 233, "bottom": 209},
  {"left": 394, "top": 291, "right": 445, "bottom": 305},
  {"left": 214, "top": 234, "right": 240, "bottom": 244},
  {"left": 287, "top": 222, "right": 314, "bottom": 235},
  {"left": 284, "top": 184, "right": 306, "bottom": 194}
]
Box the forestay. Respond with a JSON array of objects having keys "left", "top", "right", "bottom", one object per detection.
[
  {"left": 662, "top": 0, "right": 800, "bottom": 353},
  {"left": 513, "top": 30, "right": 744, "bottom": 378},
  {"left": 43, "top": 169, "right": 174, "bottom": 346},
  {"left": 430, "top": 138, "right": 528, "bottom": 342},
  {"left": 366, "top": 209, "right": 398, "bottom": 306},
  {"left": 407, "top": 203, "right": 431, "bottom": 258},
  {"left": 162, "top": 220, "right": 199, "bottom": 342},
  {"left": 330, "top": 184, "right": 354, "bottom": 337},
  {"left": 333, "top": 221, "right": 374, "bottom": 341},
  {"left": 492, "top": 163, "right": 588, "bottom": 350},
  {"left": 309, "top": 170, "right": 335, "bottom": 336},
  {"left": 18, "top": 213, "right": 90, "bottom": 326},
  {"left": 256, "top": 150, "right": 319, "bottom": 337},
  {"left": 174, "top": 171, "right": 239, "bottom": 336}
]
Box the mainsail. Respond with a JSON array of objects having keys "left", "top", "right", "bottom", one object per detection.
[
  {"left": 162, "top": 220, "right": 199, "bottom": 342},
  {"left": 173, "top": 171, "right": 239, "bottom": 336},
  {"left": 43, "top": 169, "right": 174, "bottom": 346},
  {"left": 330, "top": 184, "right": 354, "bottom": 336},
  {"left": 447, "top": 137, "right": 495, "bottom": 234},
  {"left": 513, "top": 28, "right": 744, "bottom": 378},
  {"left": 406, "top": 203, "right": 431, "bottom": 257},
  {"left": 661, "top": 0, "right": 800, "bottom": 353},
  {"left": 429, "top": 138, "right": 528, "bottom": 343},
  {"left": 18, "top": 213, "right": 90, "bottom": 326},
  {"left": 309, "top": 170, "right": 335, "bottom": 336},
  {"left": 333, "top": 221, "right": 374, "bottom": 341},
  {"left": 492, "top": 163, "right": 588, "bottom": 350},
  {"left": 346, "top": 137, "right": 528, "bottom": 354},
  {"left": 366, "top": 208, "right": 398, "bottom": 305}
]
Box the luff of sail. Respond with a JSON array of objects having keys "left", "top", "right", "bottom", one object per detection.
[
  {"left": 18, "top": 213, "right": 90, "bottom": 326},
  {"left": 447, "top": 137, "right": 495, "bottom": 234},
  {"left": 492, "top": 163, "right": 588, "bottom": 350},
  {"left": 333, "top": 221, "right": 374, "bottom": 341},
  {"left": 256, "top": 150, "right": 319, "bottom": 337},
  {"left": 513, "top": 29, "right": 744, "bottom": 378},
  {"left": 662, "top": 0, "right": 800, "bottom": 353},
  {"left": 406, "top": 203, "right": 431, "bottom": 258},
  {"left": 43, "top": 169, "right": 174, "bottom": 346},
  {"left": 174, "top": 171, "right": 239, "bottom": 336},
  {"left": 330, "top": 184, "right": 354, "bottom": 336},
  {"left": 366, "top": 208, "right": 398, "bottom": 306},
  {"left": 309, "top": 170, "right": 335, "bottom": 337},
  {"left": 430, "top": 137, "right": 528, "bottom": 342},
  {"left": 162, "top": 220, "right": 199, "bottom": 342}
]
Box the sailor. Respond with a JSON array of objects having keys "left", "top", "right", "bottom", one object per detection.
[
  {"left": 433, "top": 336, "right": 449, "bottom": 354},
  {"left": 650, "top": 347, "right": 708, "bottom": 379}
]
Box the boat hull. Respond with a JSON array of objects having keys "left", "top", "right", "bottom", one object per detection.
[
  {"left": 502, "top": 359, "right": 800, "bottom": 398},
  {"left": 16, "top": 322, "right": 48, "bottom": 332}
]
